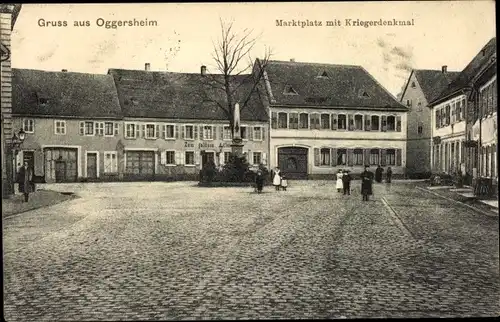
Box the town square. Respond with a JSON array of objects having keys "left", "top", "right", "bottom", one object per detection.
[{"left": 1, "top": 2, "right": 498, "bottom": 320}]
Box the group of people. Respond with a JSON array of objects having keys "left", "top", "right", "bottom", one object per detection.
[
  {"left": 336, "top": 165, "right": 393, "bottom": 201},
  {"left": 254, "top": 167, "right": 288, "bottom": 194}
]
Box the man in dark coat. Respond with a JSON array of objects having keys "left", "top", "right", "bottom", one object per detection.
[
  {"left": 342, "top": 170, "right": 352, "bottom": 195},
  {"left": 16, "top": 161, "right": 34, "bottom": 202},
  {"left": 386, "top": 167, "right": 393, "bottom": 183},
  {"left": 255, "top": 170, "right": 265, "bottom": 193},
  {"left": 375, "top": 165, "right": 383, "bottom": 183},
  {"left": 360, "top": 166, "right": 374, "bottom": 201}
]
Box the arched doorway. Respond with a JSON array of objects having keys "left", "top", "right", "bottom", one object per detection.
[{"left": 277, "top": 147, "right": 308, "bottom": 179}]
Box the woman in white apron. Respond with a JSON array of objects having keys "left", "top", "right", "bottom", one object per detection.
[
  {"left": 273, "top": 167, "right": 281, "bottom": 191},
  {"left": 336, "top": 169, "right": 344, "bottom": 192}
]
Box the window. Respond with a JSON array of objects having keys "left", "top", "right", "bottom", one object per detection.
[
  {"left": 126, "top": 123, "right": 136, "bottom": 138},
  {"left": 417, "top": 122, "right": 423, "bottom": 135},
  {"left": 321, "top": 114, "right": 330, "bottom": 130},
  {"left": 23, "top": 119, "right": 34, "bottom": 133},
  {"left": 105, "top": 122, "right": 114, "bottom": 136},
  {"left": 253, "top": 152, "right": 262, "bottom": 165},
  {"left": 353, "top": 149, "right": 364, "bottom": 165},
  {"left": 354, "top": 115, "right": 363, "bottom": 130},
  {"left": 310, "top": 114, "right": 320, "bottom": 130},
  {"left": 435, "top": 110, "right": 440, "bottom": 128},
  {"left": 348, "top": 114, "right": 354, "bottom": 131},
  {"left": 85, "top": 121, "right": 94, "bottom": 135},
  {"left": 240, "top": 126, "right": 248, "bottom": 140},
  {"left": 224, "top": 152, "right": 231, "bottom": 164},
  {"left": 203, "top": 125, "right": 214, "bottom": 140},
  {"left": 338, "top": 114, "right": 347, "bottom": 130},
  {"left": 145, "top": 124, "right": 156, "bottom": 138},
  {"left": 223, "top": 126, "right": 231, "bottom": 140},
  {"left": 284, "top": 85, "right": 298, "bottom": 95},
  {"left": 185, "top": 151, "right": 195, "bottom": 165},
  {"left": 386, "top": 149, "right": 396, "bottom": 165},
  {"left": 411, "top": 81, "right": 416, "bottom": 88},
  {"left": 451, "top": 103, "right": 456, "bottom": 123},
  {"left": 387, "top": 116, "right": 396, "bottom": 131},
  {"left": 371, "top": 115, "right": 379, "bottom": 131},
  {"left": 278, "top": 112, "right": 288, "bottom": 129},
  {"left": 370, "top": 149, "right": 379, "bottom": 165},
  {"left": 95, "top": 122, "right": 104, "bottom": 136},
  {"left": 320, "top": 148, "right": 330, "bottom": 166},
  {"left": 55, "top": 120, "right": 66, "bottom": 135},
  {"left": 253, "top": 127, "right": 263, "bottom": 141},
  {"left": 104, "top": 152, "right": 118, "bottom": 173},
  {"left": 166, "top": 151, "right": 175, "bottom": 165},
  {"left": 185, "top": 125, "right": 194, "bottom": 140},
  {"left": 406, "top": 99, "right": 412, "bottom": 108},
  {"left": 165, "top": 125, "right": 175, "bottom": 139},
  {"left": 417, "top": 100, "right": 422, "bottom": 112},
  {"left": 289, "top": 113, "right": 299, "bottom": 129},
  {"left": 299, "top": 113, "right": 309, "bottom": 129},
  {"left": 337, "top": 149, "right": 347, "bottom": 165}
]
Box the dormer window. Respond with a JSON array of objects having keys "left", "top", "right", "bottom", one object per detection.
[
  {"left": 316, "top": 70, "right": 330, "bottom": 79},
  {"left": 130, "top": 97, "right": 139, "bottom": 105},
  {"left": 358, "top": 89, "right": 370, "bottom": 98},
  {"left": 411, "top": 81, "right": 416, "bottom": 88},
  {"left": 39, "top": 98, "right": 48, "bottom": 105},
  {"left": 283, "top": 85, "right": 298, "bottom": 95}
]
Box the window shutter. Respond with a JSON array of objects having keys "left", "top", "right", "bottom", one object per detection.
[
  {"left": 160, "top": 151, "right": 166, "bottom": 165},
  {"left": 193, "top": 125, "right": 198, "bottom": 140},
  {"left": 180, "top": 125, "right": 184, "bottom": 139},
  {"left": 199, "top": 125, "right": 204, "bottom": 140},
  {"left": 220, "top": 151, "right": 225, "bottom": 165},
  {"left": 219, "top": 125, "right": 224, "bottom": 140},
  {"left": 248, "top": 126, "right": 254, "bottom": 141},
  {"left": 331, "top": 148, "right": 337, "bottom": 166},
  {"left": 93, "top": 122, "right": 98, "bottom": 136},
  {"left": 175, "top": 125, "right": 179, "bottom": 139},
  {"left": 155, "top": 124, "right": 160, "bottom": 139},
  {"left": 347, "top": 149, "right": 354, "bottom": 166},
  {"left": 271, "top": 112, "right": 277, "bottom": 129},
  {"left": 135, "top": 124, "right": 140, "bottom": 138},
  {"left": 331, "top": 114, "right": 338, "bottom": 130},
  {"left": 262, "top": 152, "right": 267, "bottom": 165},
  {"left": 381, "top": 115, "right": 387, "bottom": 132},
  {"left": 248, "top": 151, "right": 254, "bottom": 165},
  {"left": 262, "top": 127, "right": 266, "bottom": 141},
  {"left": 396, "top": 149, "right": 402, "bottom": 166},
  {"left": 364, "top": 149, "right": 370, "bottom": 166},
  {"left": 314, "top": 148, "right": 320, "bottom": 166},
  {"left": 380, "top": 149, "right": 387, "bottom": 166},
  {"left": 195, "top": 151, "right": 200, "bottom": 165},
  {"left": 348, "top": 114, "right": 354, "bottom": 131},
  {"left": 175, "top": 151, "right": 181, "bottom": 165},
  {"left": 141, "top": 124, "right": 145, "bottom": 138},
  {"left": 396, "top": 116, "right": 402, "bottom": 132},
  {"left": 161, "top": 125, "right": 166, "bottom": 139},
  {"left": 114, "top": 123, "right": 119, "bottom": 136},
  {"left": 79, "top": 121, "right": 85, "bottom": 135},
  {"left": 365, "top": 116, "right": 371, "bottom": 131}
]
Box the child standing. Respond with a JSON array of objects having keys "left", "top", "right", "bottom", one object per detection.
[{"left": 280, "top": 175, "right": 288, "bottom": 191}]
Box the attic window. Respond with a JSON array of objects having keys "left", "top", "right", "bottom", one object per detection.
[
  {"left": 358, "top": 89, "right": 370, "bottom": 98},
  {"left": 316, "top": 70, "right": 329, "bottom": 78},
  {"left": 39, "top": 98, "right": 48, "bottom": 105},
  {"left": 130, "top": 98, "right": 139, "bottom": 105},
  {"left": 283, "top": 85, "right": 298, "bottom": 95},
  {"left": 411, "top": 81, "right": 416, "bottom": 88}
]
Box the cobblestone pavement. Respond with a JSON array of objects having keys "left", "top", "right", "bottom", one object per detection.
[{"left": 3, "top": 181, "right": 499, "bottom": 320}]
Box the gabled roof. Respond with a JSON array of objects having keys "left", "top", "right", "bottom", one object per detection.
[
  {"left": 262, "top": 60, "right": 406, "bottom": 110},
  {"left": 12, "top": 69, "right": 122, "bottom": 119},
  {"left": 411, "top": 69, "right": 460, "bottom": 103},
  {"left": 108, "top": 69, "right": 268, "bottom": 121},
  {"left": 0, "top": 4, "right": 22, "bottom": 29},
  {"left": 429, "top": 37, "right": 497, "bottom": 106}
]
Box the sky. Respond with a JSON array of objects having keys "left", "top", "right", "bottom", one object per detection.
[{"left": 10, "top": 2, "right": 496, "bottom": 97}]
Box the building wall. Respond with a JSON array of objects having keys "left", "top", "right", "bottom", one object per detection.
[
  {"left": 401, "top": 72, "right": 432, "bottom": 176},
  {"left": 1, "top": 7, "right": 14, "bottom": 197},
  {"left": 269, "top": 107, "right": 407, "bottom": 177},
  {"left": 430, "top": 94, "right": 467, "bottom": 174}
]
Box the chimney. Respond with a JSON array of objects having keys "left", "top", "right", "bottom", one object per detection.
[
  {"left": 61, "top": 69, "right": 67, "bottom": 72},
  {"left": 441, "top": 65, "right": 447, "bottom": 73},
  {"left": 201, "top": 65, "right": 207, "bottom": 76},
  {"left": 145, "top": 63, "right": 150, "bottom": 71},
  {"left": 290, "top": 58, "right": 295, "bottom": 62}
]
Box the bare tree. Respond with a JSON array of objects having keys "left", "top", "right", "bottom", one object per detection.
[{"left": 198, "top": 19, "right": 272, "bottom": 138}]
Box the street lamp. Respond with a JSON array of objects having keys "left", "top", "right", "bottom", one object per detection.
[
  {"left": 12, "top": 128, "right": 26, "bottom": 152},
  {"left": 4, "top": 128, "right": 26, "bottom": 198}
]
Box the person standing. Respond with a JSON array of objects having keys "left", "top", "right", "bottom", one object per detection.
[
  {"left": 255, "top": 170, "right": 265, "bottom": 193},
  {"left": 16, "top": 161, "right": 34, "bottom": 202},
  {"left": 272, "top": 167, "right": 281, "bottom": 191},
  {"left": 336, "top": 169, "right": 344, "bottom": 192},
  {"left": 342, "top": 170, "right": 352, "bottom": 195},
  {"left": 386, "top": 167, "right": 393, "bottom": 183},
  {"left": 360, "top": 166, "right": 374, "bottom": 201},
  {"left": 375, "top": 165, "right": 383, "bottom": 183},
  {"left": 280, "top": 175, "right": 288, "bottom": 191}
]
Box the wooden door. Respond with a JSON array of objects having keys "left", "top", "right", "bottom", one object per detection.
[{"left": 86, "top": 153, "right": 97, "bottom": 179}]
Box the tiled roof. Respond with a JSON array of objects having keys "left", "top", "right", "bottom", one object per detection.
[
  {"left": 262, "top": 60, "right": 406, "bottom": 110},
  {"left": 12, "top": 69, "right": 122, "bottom": 119},
  {"left": 413, "top": 69, "right": 460, "bottom": 103},
  {"left": 108, "top": 69, "right": 268, "bottom": 122},
  {"left": 430, "top": 37, "right": 497, "bottom": 105}
]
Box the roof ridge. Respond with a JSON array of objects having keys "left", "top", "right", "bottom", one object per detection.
[
  {"left": 13, "top": 68, "right": 110, "bottom": 77},
  {"left": 268, "top": 60, "right": 362, "bottom": 68}
]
